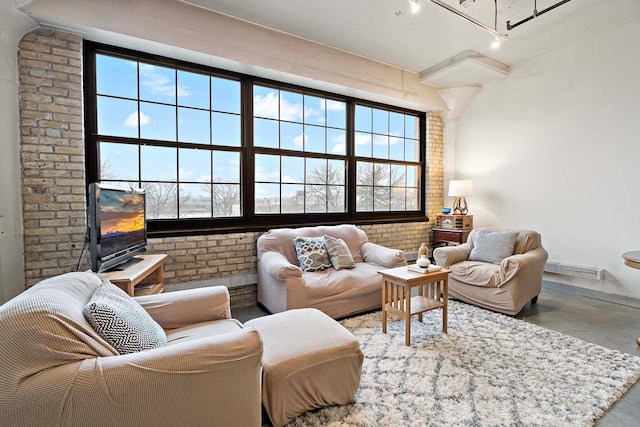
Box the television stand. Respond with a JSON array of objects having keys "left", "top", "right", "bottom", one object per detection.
[{"left": 98, "top": 254, "right": 167, "bottom": 296}]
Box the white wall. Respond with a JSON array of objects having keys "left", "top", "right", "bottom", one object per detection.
[
  {"left": 0, "top": 3, "right": 37, "bottom": 303},
  {"left": 454, "top": 19, "right": 640, "bottom": 299}
]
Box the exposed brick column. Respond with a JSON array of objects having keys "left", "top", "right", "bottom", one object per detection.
[
  {"left": 426, "top": 111, "right": 445, "bottom": 250},
  {"left": 19, "top": 29, "right": 85, "bottom": 286}
]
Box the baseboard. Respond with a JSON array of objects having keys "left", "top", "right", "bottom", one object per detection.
[
  {"left": 543, "top": 280, "right": 640, "bottom": 309},
  {"left": 168, "top": 272, "right": 257, "bottom": 291},
  {"left": 166, "top": 273, "right": 258, "bottom": 309}
]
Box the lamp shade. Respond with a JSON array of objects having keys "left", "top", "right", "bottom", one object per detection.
[{"left": 448, "top": 179, "right": 473, "bottom": 197}]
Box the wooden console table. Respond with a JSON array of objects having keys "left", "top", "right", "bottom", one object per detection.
[
  {"left": 98, "top": 253, "right": 167, "bottom": 296},
  {"left": 621, "top": 251, "right": 640, "bottom": 346}
]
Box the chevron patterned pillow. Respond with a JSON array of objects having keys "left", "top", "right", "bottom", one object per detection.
[{"left": 83, "top": 281, "right": 167, "bottom": 354}]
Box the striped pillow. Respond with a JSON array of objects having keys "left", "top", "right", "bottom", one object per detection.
[{"left": 324, "top": 235, "right": 355, "bottom": 270}]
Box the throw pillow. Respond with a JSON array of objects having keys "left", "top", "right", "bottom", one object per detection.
[
  {"left": 293, "top": 236, "right": 332, "bottom": 272},
  {"left": 468, "top": 230, "right": 518, "bottom": 264},
  {"left": 83, "top": 281, "right": 167, "bottom": 354},
  {"left": 324, "top": 235, "right": 355, "bottom": 270}
]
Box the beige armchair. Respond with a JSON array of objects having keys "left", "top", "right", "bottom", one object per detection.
[
  {"left": 433, "top": 228, "right": 548, "bottom": 315},
  {"left": 257, "top": 224, "right": 407, "bottom": 319},
  {"left": 0, "top": 272, "right": 263, "bottom": 427}
]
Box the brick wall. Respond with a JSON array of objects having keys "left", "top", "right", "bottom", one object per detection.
[
  {"left": 18, "top": 29, "right": 445, "bottom": 306},
  {"left": 19, "top": 29, "right": 86, "bottom": 286},
  {"left": 427, "top": 112, "right": 445, "bottom": 228}
]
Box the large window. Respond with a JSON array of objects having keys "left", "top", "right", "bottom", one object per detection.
[{"left": 84, "top": 42, "right": 426, "bottom": 236}]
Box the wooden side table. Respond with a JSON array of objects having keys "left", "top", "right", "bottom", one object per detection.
[
  {"left": 433, "top": 228, "right": 471, "bottom": 247},
  {"left": 621, "top": 251, "right": 640, "bottom": 346},
  {"left": 98, "top": 253, "right": 167, "bottom": 296},
  {"left": 379, "top": 266, "right": 451, "bottom": 346}
]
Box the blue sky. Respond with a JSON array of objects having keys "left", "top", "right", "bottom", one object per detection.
[{"left": 96, "top": 54, "right": 420, "bottom": 213}]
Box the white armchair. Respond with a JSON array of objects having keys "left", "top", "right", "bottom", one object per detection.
[{"left": 434, "top": 228, "right": 548, "bottom": 315}]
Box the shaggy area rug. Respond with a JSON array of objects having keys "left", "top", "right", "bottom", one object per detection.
[{"left": 288, "top": 301, "right": 640, "bottom": 427}]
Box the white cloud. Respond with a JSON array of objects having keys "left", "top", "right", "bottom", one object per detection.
[
  {"left": 281, "top": 99, "right": 302, "bottom": 121},
  {"left": 373, "top": 134, "right": 389, "bottom": 145},
  {"left": 326, "top": 100, "right": 345, "bottom": 111},
  {"left": 253, "top": 92, "right": 278, "bottom": 119},
  {"left": 124, "top": 111, "right": 150, "bottom": 128},
  {"left": 139, "top": 63, "right": 191, "bottom": 98},
  {"left": 293, "top": 133, "right": 306, "bottom": 147},
  {"left": 355, "top": 133, "right": 371, "bottom": 145},
  {"left": 178, "top": 168, "right": 195, "bottom": 178},
  {"left": 253, "top": 92, "right": 304, "bottom": 122},
  {"left": 331, "top": 144, "right": 346, "bottom": 154},
  {"left": 282, "top": 175, "right": 297, "bottom": 183},
  {"left": 254, "top": 166, "right": 280, "bottom": 182}
]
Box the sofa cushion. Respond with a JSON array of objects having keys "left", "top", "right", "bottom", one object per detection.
[
  {"left": 450, "top": 260, "right": 502, "bottom": 288},
  {"left": 294, "top": 236, "right": 332, "bottom": 272},
  {"left": 83, "top": 281, "right": 167, "bottom": 354},
  {"left": 324, "top": 235, "right": 355, "bottom": 270},
  {"left": 469, "top": 229, "right": 518, "bottom": 264}
]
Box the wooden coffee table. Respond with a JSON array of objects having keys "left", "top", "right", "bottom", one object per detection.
[{"left": 379, "top": 266, "right": 451, "bottom": 346}]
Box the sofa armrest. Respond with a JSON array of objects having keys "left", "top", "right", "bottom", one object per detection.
[
  {"left": 361, "top": 242, "right": 407, "bottom": 268},
  {"left": 65, "top": 327, "right": 263, "bottom": 426},
  {"left": 135, "top": 286, "right": 231, "bottom": 330},
  {"left": 500, "top": 246, "right": 549, "bottom": 285},
  {"left": 433, "top": 243, "right": 472, "bottom": 268},
  {"left": 259, "top": 251, "right": 303, "bottom": 280}
]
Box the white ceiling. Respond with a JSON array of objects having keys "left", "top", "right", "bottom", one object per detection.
[{"left": 183, "top": 0, "right": 640, "bottom": 85}]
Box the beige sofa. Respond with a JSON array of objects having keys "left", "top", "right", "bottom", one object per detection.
[
  {"left": 0, "top": 272, "right": 263, "bottom": 427},
  {"left": 433, "top": 228, "right": 548, "bottom": 315},
  {"left": 257, "top": 224, "right": 407, "bottom": 318}
]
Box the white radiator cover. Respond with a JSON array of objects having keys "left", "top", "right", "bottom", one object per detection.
[{"left": 544, "top": 262, "right": 605, "bottom": 281}]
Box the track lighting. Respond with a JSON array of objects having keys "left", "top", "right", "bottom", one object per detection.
[{"left": 428, "top": 0, "right": 507, "bottom": 49}]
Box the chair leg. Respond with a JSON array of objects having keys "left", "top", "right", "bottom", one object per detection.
[{"left": 531, "top": 295, "right": 538, "bottom": 305}]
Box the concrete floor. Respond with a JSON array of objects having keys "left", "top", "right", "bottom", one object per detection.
[{"left": 234, "top": 286, "right": 640, "bottom": 426}]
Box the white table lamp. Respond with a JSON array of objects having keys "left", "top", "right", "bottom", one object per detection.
[{"left": 448, "top": 179, "right": 473, "bottom": 215}]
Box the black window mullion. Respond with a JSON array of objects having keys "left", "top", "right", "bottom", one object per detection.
[
  {"left": 85, "top": 41, "right": 427, "bottom": 237},
  {"left": 243, "top": 78, "right": 255, "bottom": 224}
]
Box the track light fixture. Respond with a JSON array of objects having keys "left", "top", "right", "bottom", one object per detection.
[{"left": 413, "top": 0, "right": 508, "bottom": 49}]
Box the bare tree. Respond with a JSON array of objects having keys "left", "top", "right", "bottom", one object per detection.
[
  {"left": 356, "top": 163, "right": 405, "bottom": 210},
  {"left": 143, "top": 183, "right": 178, "bottom": 219},
  {"left": 202, "top": 180, "right": 240, "bottom": 217},
  {"left": 100, "top": 160, "right": 115, "bottom": 180},
  {"left": 306, "top": 162, "right": 345, "bottom": 212}
]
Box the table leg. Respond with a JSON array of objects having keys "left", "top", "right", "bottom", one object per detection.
[
  {"left": 418, "top": 284, "right": 423, "bottom": 323},
  {"left": 382, "top": 280, "right": 387, "bottom": 334},
  {"left": 442, "top": 279, "right": 448, "bottom": 334},
  {"left": 405, "top": 286, "right": 411, "bottom": 346}
]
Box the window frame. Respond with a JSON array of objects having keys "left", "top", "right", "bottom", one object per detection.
[{"left": 83, "top": 41, "right": 427, "bottom": 237}]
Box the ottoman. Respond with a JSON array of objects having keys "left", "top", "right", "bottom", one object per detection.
[{"left": 245, "top": 308, "right": 363, "bottom": 426}]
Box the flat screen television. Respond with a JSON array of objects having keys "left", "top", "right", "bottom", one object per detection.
[{"left": 88, "top": 183, "right": 147, "bottom": 273}]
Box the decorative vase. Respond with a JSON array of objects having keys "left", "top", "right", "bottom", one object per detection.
[
  {"left": 418, "top": 242, "right": 428, "bottom": 258},
  {"left": 416, "top": 255, "right": 430, "bottom": 268}
]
